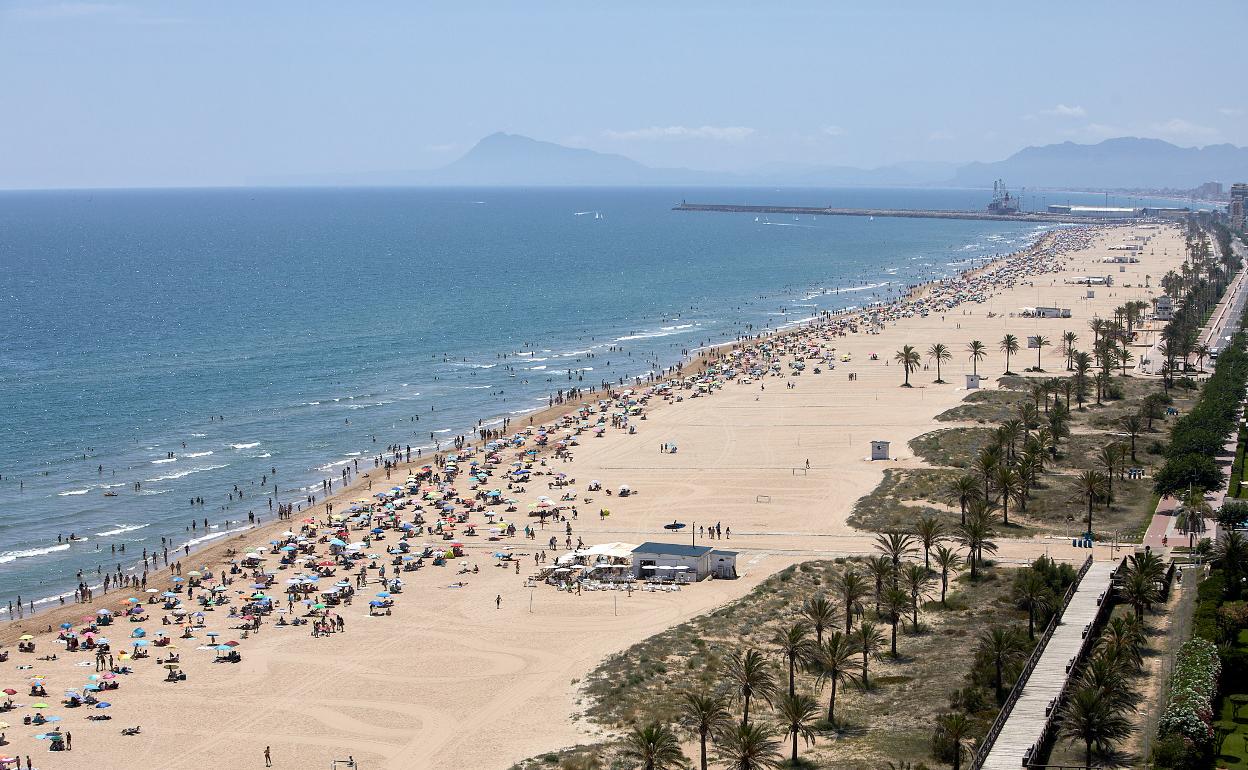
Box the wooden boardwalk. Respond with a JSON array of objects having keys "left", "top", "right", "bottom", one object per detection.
[{"left": 979, "top": 560, "right": 1116, "bottom": 769}]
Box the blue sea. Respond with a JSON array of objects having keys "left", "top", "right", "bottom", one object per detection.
[{"left": 0, "top": 185, "right": 1171, "bottom": 611}]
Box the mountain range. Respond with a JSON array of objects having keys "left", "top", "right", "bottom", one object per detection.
[{"left": 262, "top": 133, "right": 1248, "bottom": 190}]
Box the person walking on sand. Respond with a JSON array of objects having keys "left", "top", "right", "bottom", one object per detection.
[
  {"left": 265, "top": 746, "right": 272, "bottom": 767},
  {"left": 495, "top": 594, "right": 501, "bottom": 610}
]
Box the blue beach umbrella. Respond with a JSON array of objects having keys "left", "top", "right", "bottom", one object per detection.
[{"left": 95, "top": 702, "right": 111, "bottom": 709}]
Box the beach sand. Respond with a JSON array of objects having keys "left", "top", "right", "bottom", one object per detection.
[{"left": 0, "top": 222, "right": 1189, "bottom": 769}]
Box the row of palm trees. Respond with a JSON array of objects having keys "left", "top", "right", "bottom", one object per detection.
[{"left": 622, "top": 534, "right": 987, "bottom": 769}]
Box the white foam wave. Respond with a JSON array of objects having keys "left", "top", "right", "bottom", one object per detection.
[
  {"left": 151, "top": 457, "right": 177, "bottom": 464},
  {"left": 231, "top": 442, "right": 260, "bottom": 449},
  {"left": 184, "top": 451, "right": 213, "bottom": 458},
  {"left": 254, "top": 453, "right": 271, "bottom": 458},
  {"left": 145, "top": 464, "right": 228, "bottom": 482},
  {"left": 95, "top": 523, "right": 150, "bottom": 537},
  {"left": 182, "top": 524, "right": 251, "bottom": 549},
  {"left": 58, "top": 488, "right": 90, "bottom": 496},
  {"left": 0, "top": 543, "right": 70, "bottom": 564}
]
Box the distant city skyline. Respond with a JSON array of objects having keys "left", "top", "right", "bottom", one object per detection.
[{"left": 2, "top": 0, "right": 1246, "bottom": 189}]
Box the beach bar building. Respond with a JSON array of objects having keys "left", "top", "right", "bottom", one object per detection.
[{"left": 631, "top": 542, "right": 720, "bottom": 582}]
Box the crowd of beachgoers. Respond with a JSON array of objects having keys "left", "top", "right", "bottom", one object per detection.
[{"left": 0, "top": 222, "right": 1118, "bottom": 765}]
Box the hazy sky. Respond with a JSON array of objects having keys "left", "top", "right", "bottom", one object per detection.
[{"left": 3, "top": 0, "right": 1245, "bottom": 189}]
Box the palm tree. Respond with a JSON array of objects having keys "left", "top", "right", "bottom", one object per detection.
[
  {"left": 1071, "top": 470, "right": 1108, "bottom": 535},
  {"left": 1000, "top": 334, "right": 1020, "bottom": 375},
  {"left": 954, "top": 507, "right": 998, "bottom": 579},
  {"left": 928, "top": 342, "right": 952, "bottom": 384},
  {"left": 1096, "top": 444, "right": 1121, "bottom": 505},
  {"left": 1176, "top": 487, "right": 1210, "bottom": 550},
  {"left": 943, "top": 474, "right": 980, "bottom": 526},
  {"left": 902, "top": 563, "right": 933, "bottom": 631},
  {"left": 851, "top": 621, "right": 885, "bottom": 690},
  {"left": 1117, "top": 345, "right": 1134, "bottom": 376},
  {"left": 980, "top": 626, "right": 1027, "bottom": 702},
  {"left": 1062, "top": 331, "right": 1078, "bottom": 370},
  {"left": 881, "top": 587, "right": 909, "bottom": 656},
  {"left": 724, "top": 648, "right": 778, "bottom": 728},
  {"left": 1119, "top": 565, "right": 1159, "bottom": 622},
  {"left": 836, "top": 568, "right": 869, "bottom": 632},
  {"left": 935, "top": 712, "right": 971, "bottom": 770},
  {"left": 775, "top": 692, "right": 820, "bottom": 765},
  {"left": 813, "top": 631, "right": 860, "bottom": 724},
  {"left": 1013, "top": 569, "right": 1054, "bottom": 640},
  {"left": 1059, "top": 682, "right": 1134, "bottom": 769},
  {"left": 875, "top": 531, "right": 918, "bottom": 573},
  {"left": 865, "top": 555, "right": 894, "bottom": 616},
  {"left": 967, "top": 340, "right": 986, "bottom": 377},
  {"left": 1072, "top": 351, "right": 1092, "bottom": 409},
  {"left": 772, "top": 621, "right": 815, "bottom": 697},
  {"left": 1033, "top": 334, "right": 1050, "bottom": 371},
  {"left": 622, "top": 722, "right": 686, "bottom": 770},
  {"left": 1098, "top": 616, "right": 1145, "bottom": 671},
  {"left": 915, "top": 514, "right": 944, "bottom": 570},
  {"left": 973, "top": 446, "right": 1000, "bottom": 503},
  {"left": 1119, "top": 414, "right": 1143, "bottom": 462},
  {"left": 1194, "top": 342, "right": 1211, "bottom": 372},
  {"left": 680, "top": 690, "right": 732, "bottom": 770},
  {"left": 993, "top": 464, "right": 1019, "bottom": 526},
  {"left": 932, "top": 544, "right": 962, "bottom": 604},
  {"left": 895, "top": 345, "right": 921, "bottom": 387},
  {"left": 802, "top": 595, "right": 837, "bottom": 646},
  {"left": 714, "top": 723, "right": 782, "bottom": 770}
]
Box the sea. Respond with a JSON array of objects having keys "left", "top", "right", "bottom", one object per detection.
[{"left": 0, "top": 185, "right": 1187, "bottom": 612}]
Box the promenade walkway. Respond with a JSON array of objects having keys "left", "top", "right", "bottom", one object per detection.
[{"left": 979, "top": 560, "right": 1116, "bottom": 770}]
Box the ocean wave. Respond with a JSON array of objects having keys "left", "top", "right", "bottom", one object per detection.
[
  {"left": 58, "top": 488, "right": 91, "bottom": 496},
  {"left": 464, "top": 385, "right": 491, "bottom": 389},
  {"left": 145, "top": 464, "right": 228, "bottom": 483},
  {"left": 529, "top": 365, "right": 547, "bottom": 370},
  {"left": 253, "top": 453, "right": 271, "bottom": 458},
  {"left": 836, "top": 282, "right": 891, "bottom": 294},
  {"left": 0, "top": 543, "right": 70, "bottom": 565},
  {"left": 151, "top": 457, "right": 177, "bottom": 464},
  {"left": 182, "top": 524, "right": 251, "bottom": 549},
  {"left": 230, "top": 442, "right": 260, "bottom": 449},
  {"left": 184, "top": 451, "right": 213, "bottom": 458},
  {"left": 190, "top": 433, "right": 207, "bottom": 438},
  {"left": 138, "top": 489, "right": 171, "bottom": 496},
  {"left": 453, "top": 362, "right": 497, "bottom": 369},
  {"left": 614, "top": 326, "right": 699, "bottom": 342},
  {"left": 95, "top": 523, "right": 150, "bottom": 537}
]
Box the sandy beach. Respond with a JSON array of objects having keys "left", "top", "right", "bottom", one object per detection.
[{"left": 0, "top": 220, "right": 1190, "bottom": 770}]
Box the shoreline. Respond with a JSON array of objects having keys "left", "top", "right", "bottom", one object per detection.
[
  {"left": 0, "top": 222, "right": 1065, "bottom": 637},
  {"left": 0, "top": 218, "right": 1189, "bottom": 770}
]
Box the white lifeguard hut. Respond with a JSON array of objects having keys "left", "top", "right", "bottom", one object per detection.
[
  {"left": 965, "top": 374, "right": 981, "bottom": 389},
  {"left": 870, "top": 440, "right": 890, "bottom": 461}
]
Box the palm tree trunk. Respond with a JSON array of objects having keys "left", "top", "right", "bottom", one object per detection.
[
  {"left": 941, "top": 572, "right": 948, "bottom": 604},
  {"left": 827, "top": 677, "right": 838, "bottom": 724},
  {"left": 700, "top": 734, "right": 708, "bottom": 770},
  {"left": 742, "top": 693, "right": 750, "bottom": 729},
  {"left": 792, "top": 728, "right": 799, "bottom": 764},
  {"left": 890, "top": 620, "right": 898, "bottom": 656},
  {"left": 862, "top": 654, "right": 869, "bottom": 689},
  {"left": 788, "top": 656, "right": 796, "bottom": 697}
]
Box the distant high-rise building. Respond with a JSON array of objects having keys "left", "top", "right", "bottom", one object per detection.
[
  {"left": 1195, "top": 181, "right": 1223, "bottom": 198},
  {"left": 1231, "top": 183, "right": 1247, "bottom": 229}
]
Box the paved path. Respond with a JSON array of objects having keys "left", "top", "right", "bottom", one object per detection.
[{"left": 980, "top": 560, "right": 1116, "bottom": 770}]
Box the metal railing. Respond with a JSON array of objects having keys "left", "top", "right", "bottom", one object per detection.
[{"left": 970, "top": 555, "right": 1093, "bottom": 769}]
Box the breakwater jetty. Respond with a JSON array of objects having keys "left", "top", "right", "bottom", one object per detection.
[{"left": 672, "top": 201, "right": 1139, "bottom": 225}]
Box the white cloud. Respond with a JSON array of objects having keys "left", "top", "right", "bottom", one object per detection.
[
  {"left": 8, "top": 2, "right": 127, "bottom": 20},
  {"left": 1041, "top": 104, "right": 1087, "bottom": 118},
  {"left": 1148, "top": 118, "right": 1220, "bottom": 143},
  {"left": 601, "top": 125, "right": 755, "bottom": 142},
  {"left": 821, "top": 125, "right": 847, "bottom": 137}
]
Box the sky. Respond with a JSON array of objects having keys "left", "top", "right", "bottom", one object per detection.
[{"left": 2, "top": 0, "right": 1246, "bottom": 189}]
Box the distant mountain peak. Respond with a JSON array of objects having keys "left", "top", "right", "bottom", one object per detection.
[{"left": 954, "top": 137, "right": 1247, "bottom": 189}]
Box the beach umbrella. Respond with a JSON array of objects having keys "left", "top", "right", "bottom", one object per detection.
[
  {"left": 83, "top": 685, "right": 101, "bottom": 692},
  {"left": 59, "top": 622, "right": 72, "bottom": 630},
  {"left": 95, "top": 702, "right": 111, "bottom": 709},
  {"left": 1, "top": 689, "right": 14, "bottom": 696},
  {"left": 375, "top": 591, "right": 391, "bottom": 598},
  {"left": 214, "top": 644, "right": 232, "bottom": 651},
  {"left": 162, "top": 591, "right": 179, "bottom": 598},
  {"left": 31, "top": 703, "right": 48, "bottom": 709}
]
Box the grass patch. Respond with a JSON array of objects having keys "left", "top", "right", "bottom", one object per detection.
[
  {"left": 936, "top": 390, "right": 1029, "bottom": 423},
  {"left": 534, "top": 559, "right": 1039, "bottom": 770}
]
